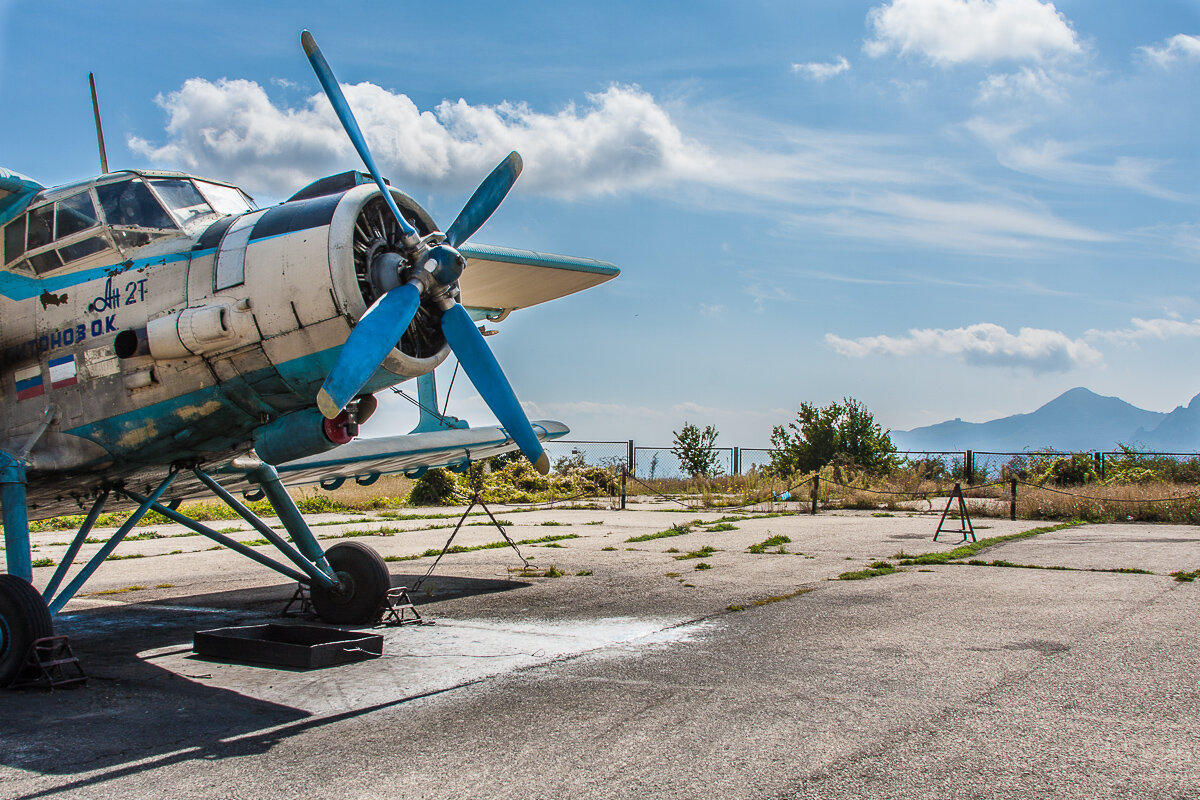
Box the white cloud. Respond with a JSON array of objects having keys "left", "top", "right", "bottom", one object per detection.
[
  {"left": 826, "top": 322, "right": 1102, "bottom": 372},
  {"left": 976, "top": 67, "right": 1067, "bottom": 103},
  {"left": 1087, "top": 317, "right": 1200, "bottom": 344},
  {"left": 864, "top": 0, "right": 1082, "bottom": 65},
  {"left": 130, "top": 78, "right": 715, "bottom": 200},
  {"left": 128, "top": 74, "right": 1118, "bottom": 258},
  {"left": 964, "top": 117, "right": 1182, "bottom": 200},
  {"left": 792, "top": 56, "right": 851, "bottom": 80},
  {"left": 1139, "top": 34, "right": 1200, "bottom": 68},
  {"left": 792, "top": 190, "right": 1111, "bottom": 254}
]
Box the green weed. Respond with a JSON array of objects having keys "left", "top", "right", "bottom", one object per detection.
[
  {"left": 675, "top": 545, "right": 717, "bottom": 560},
  {"left": 626, "top": 523, "right": 693, "bottom": 543},
  {"left": 748, "top": 534, "right": 792, "bottom": 554}
]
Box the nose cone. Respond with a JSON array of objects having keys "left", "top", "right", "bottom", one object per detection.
[{"left": 421, "top": 244, "right": 466, "bottom": 287}]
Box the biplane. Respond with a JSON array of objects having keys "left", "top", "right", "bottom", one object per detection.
[{"left": 0, "top": 31, "right": 618, "bottom": 685}]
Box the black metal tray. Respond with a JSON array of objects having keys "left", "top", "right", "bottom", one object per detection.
[{"left": 193, "top": 624, "right": 383, "bottom": 669}]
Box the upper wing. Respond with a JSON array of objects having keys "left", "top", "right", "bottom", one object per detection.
[
  {"left": 0, "top": 167, "right": 43, "bottom": 227},
  {"left": 275, "top": 419, "right": 570, "bottom": 488},
  {"left": 457, "top": 243, "right": 619, "bottom": 318}
]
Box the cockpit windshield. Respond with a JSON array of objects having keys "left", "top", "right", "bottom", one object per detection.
[
  {"left": 97, "top": 180, "right": 175, "bottom": 230},
  {"left": 150, "top": 179, "right": 213, "bottom": 225}
]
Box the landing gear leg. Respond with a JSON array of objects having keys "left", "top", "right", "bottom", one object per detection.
[{"left": 246, "top": 463, "right": 389, "bottom": 625}]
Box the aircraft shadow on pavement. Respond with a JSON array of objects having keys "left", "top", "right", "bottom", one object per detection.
[{"left": 0, "top": 574, "right": 529, "bottom": 781}]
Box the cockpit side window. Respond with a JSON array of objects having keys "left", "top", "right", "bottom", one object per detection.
[
  {"left": 3, "top": 214, "right": 25, "bottom": 264},
  {"left": 27, "top": 204, "right": 54, "bottom": 250},
  {"left": 56, "top": 191, "right": 99, "bottom": 238},
  {"left": 195, "top": 180, "right": 255, "bottom": 215},
  {"left": 149, "top": 178, "right": 215, "bottom": 226},
  {"left": 97, "top": 179, "right": 175, "bottom": 230}
]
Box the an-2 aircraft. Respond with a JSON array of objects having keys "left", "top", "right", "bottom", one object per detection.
[{"left": 0, "top": 31, "right": 618, "bottom": 685}]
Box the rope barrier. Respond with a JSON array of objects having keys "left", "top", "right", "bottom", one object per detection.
[{"left": 1013, "top": 479, "right": 1200, "bottom": 504}]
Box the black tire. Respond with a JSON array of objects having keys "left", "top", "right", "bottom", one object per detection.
[
  {"left": 310, "top": 542, "right": 390, "bottom": 625},
  {"left": 0, "top": 574, "right": 54, "bottom": 688}
]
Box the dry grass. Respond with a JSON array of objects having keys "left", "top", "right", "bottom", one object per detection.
[{"left": 293, "top": 474, "right": 414, "bottom": 510}]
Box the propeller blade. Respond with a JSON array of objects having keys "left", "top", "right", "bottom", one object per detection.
[
  {"left": 445, "top": 152, "right": 523, "bottom": 248},
  {"left": 440, "top": 303, "right": 549, "bottom": 474},
  {"left": 317, "top": 283, "right": 422, "bottom": 418},
  {"left": 301, "top": 30, "right": 417, "bottom": 241}
]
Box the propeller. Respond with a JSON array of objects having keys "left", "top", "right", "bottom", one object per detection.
[{"left": 302, "top": 30, "right": 550, "bottom": 474}]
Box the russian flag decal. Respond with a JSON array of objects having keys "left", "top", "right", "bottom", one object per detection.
[
  {"left": 49, "top": 355, "right": 79, "bottom": 389},
  {"left": 15, "top": 365, "right": 44, "bottom": 400}
]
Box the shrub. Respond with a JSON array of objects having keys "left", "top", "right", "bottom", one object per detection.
[
  {"left": 770, "top": 397, "right": 896, "bottom": 477},
  {"left": 408, "top": 468, "right": 460, "bottom": 505},
  {"left": 1036, "top": 453, "right": 1097, "bottom": 486}
]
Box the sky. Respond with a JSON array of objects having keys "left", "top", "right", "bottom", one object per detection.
[{"left": 1, "top": 0, "right": 1197, "bottom": 448}]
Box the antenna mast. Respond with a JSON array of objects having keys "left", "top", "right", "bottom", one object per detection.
[{"left": 89, "top": 72, "right": 109, "bottom": 174}]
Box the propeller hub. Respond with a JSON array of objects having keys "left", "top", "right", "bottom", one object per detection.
[{"left": 420, "top": 244, "right": 466, "bottom": 287}]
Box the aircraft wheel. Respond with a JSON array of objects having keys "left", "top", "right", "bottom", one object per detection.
[
  {"left": 0, "top": 574, "right": 54, "bottom": 687},
  {"left": 311, "top": 542, "right": 390, "bottom": 625}
]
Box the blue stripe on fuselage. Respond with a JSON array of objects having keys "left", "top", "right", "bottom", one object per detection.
[{"left": 66, "top": 346, "right": 407, "bottom": 467}]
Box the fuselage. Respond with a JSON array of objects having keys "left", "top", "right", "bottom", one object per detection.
[{"left": 0, "top": 169, "right": 449, "bottom": 505}]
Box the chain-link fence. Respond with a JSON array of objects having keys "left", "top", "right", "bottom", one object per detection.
[
  {"left": 541, "top": 440, "right": 631, "bottom": 474},
  {"left": 540, "top": 441, "right": 1200, "bottom": 484}
]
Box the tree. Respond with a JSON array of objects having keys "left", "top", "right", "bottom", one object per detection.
[
  {"left": 672, "top": 422, "right": 723, "bottom": 478},
  {"left": 769, "top": 397, "right": 896, "bottom": 476}
]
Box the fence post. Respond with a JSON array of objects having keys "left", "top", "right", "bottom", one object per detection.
[
  {"left": 620, "top": 466, "right": 627, "bottom": 510},
  {"left": 1094, "top": 451, "right": 1103, "bottom": 480},
  {"left": 733, "top": 447, "right": 740, "bottom": 476},
  {"left": 1010, "top": 478, "right": 1017, "bottom": 521},
  {"left": 811, "top": 474, "right": 819, "bottom": 515},
  {"left": 627, "top": 439, "right": 634, "bottom": 476},
  {"left": 966, "top": 450, "right": 974, "bottom": 485}
]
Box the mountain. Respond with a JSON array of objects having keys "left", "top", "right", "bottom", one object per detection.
[
  {"left": 891, "top": 387, "right": 1170, "bottom": 452},
  {"left": 1131, "top": 393, "right": 1200, "bottom": 452}
]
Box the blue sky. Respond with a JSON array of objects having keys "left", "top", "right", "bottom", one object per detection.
[{"left": 2, "top": 0, "right": 1197, "bottom": 447}]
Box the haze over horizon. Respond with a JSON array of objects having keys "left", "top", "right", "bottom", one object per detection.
[{"left": 2, "top": 0, "right": 1196, "bottom": 447}]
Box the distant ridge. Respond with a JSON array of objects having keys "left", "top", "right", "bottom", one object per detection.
[{"left": 891, "top": 387, "right": 1187, "bottom": 452}]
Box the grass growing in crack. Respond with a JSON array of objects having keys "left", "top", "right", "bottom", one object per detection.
[
  {"left": 31, "top": 557, "right": 54, "bottom": 568},
  {"left": 105, "top": 552, "right": 146, "bottom": 561},
  {"left": 704, "top": 522, "right": 739, "bottom": 532},
  {"left": 748, "top": 534, "right": 791, "bottom": 554},
  {"left": 382, "top": 533, "right": 579, "bottom": 562},
  {"left": 838, "top": 560, "right": 902, "bottom": 580},
  {"left": 521, "top": 534, "right": 580, "bottom": 544},
  {"left": 675, "top": 545, "right": 717, "bottom": 561},
  {"left": 601, "top": 546, "right": 617, "bottom": 551},
  {"left": 1170, "top": 569, "right": 1200, "bottom": 582},
  {"left": 695, "top": 562, "right": 713, "bottom": 570},
  {"left": 894, "top": 522, "right": 1083, "bottom": 566},
  {"left": 539, "top": 521, "right": 568, "bottom": 526},
  {"left": 321, "top": 526, "right": 401, "bottom": 539},
  {"left": 576, "top": 570, "right": 593, "bottom": 576},
  {"left": 89, "top": 585, "right": 146, "bottom": 595},
  {"left": 730, "top": 588, "right": 816, "bottom": 610},
  {"left": 626, "top": 523, "right": 693, "bottom": 543}
]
